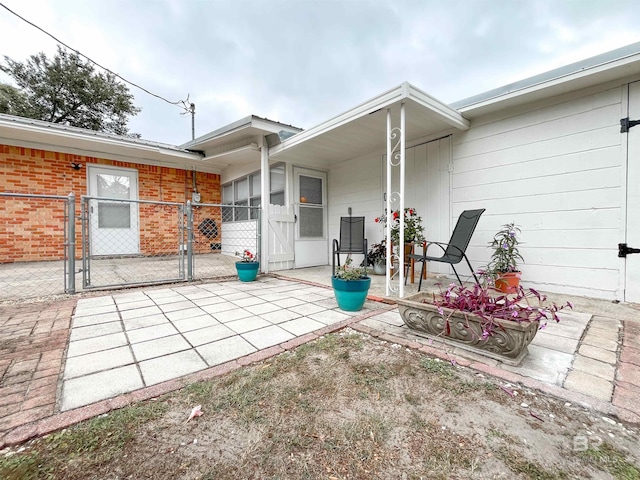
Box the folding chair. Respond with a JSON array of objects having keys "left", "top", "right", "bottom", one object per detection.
[
  {"left": 407, "top": 209, "right": 485, "bottom": 290},
  {"left": 332, "top": 216, "right": 367, "bottom": 276}
]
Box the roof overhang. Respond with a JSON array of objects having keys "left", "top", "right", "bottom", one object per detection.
[
  {"left": 0, "top": 114, "right": 208, "bottom": 172},
  {"left": 180, "top": 115, "right": 302, "bottom": 169},
  {"left": 453, "top": 41, "right": 640, "bottom": 118},
  {"left": 269, "top": 82, "right": 470, "bottom": 167}
]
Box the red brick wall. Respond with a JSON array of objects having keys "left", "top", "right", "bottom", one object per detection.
[{"left": 0, "top": 144, "right": 221, "bottom": 262}]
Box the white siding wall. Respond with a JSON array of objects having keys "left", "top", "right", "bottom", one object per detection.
[
  {"left": 451, "top": 86, "right": 625, "bottom": 299},
  {"left": 327, "top": 138, "right": 452, "bottom": 273},
  {"left": 327, "top": 152, "right": 383, "bottom": 267}
]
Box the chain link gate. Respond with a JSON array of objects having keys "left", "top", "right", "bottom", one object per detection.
[
  {"left": 81, "top": 196, "right": 186, "bottom": 290},
  {"left": 188, "top": 202, "right": 261, "bottom": 281}
]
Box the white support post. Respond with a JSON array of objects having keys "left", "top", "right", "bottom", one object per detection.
[
  {"left": 399, "top": 101, "right": 406, "bottom": 298},
  {"left": 260, "top": 137, "right": 270, "bottom": 273},
  {"left": 385, "top": 108, "right": 392, "bottom": 297}
]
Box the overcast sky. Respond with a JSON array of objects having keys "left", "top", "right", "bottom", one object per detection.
[{"left": 1, "top": 0, "right": 640, "bottom": 146}]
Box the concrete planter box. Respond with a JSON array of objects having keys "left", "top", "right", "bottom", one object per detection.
[{"left": 396, "top": 292, "right": 539, "bottom": 366}]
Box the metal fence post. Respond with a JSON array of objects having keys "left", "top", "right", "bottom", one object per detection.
[
  {"left": 186, "top": 200, "right": 194, "bottom": 281},
  {"left": 66, "top": 192, "right": 76, "bottom": 294}
]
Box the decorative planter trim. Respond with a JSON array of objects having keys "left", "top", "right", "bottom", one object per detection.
[{"left": 396, "top": 292, "right": 538, "bottom": 366}]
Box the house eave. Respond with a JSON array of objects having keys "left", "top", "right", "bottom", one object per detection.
[
  {"left": 0, "top": 114, "right": 212, "bottom": 172},
  {"left": 269, "top": 82, "right": 468, "bottom": 165}
]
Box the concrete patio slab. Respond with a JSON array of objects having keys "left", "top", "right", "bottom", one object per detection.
[
  {"left": 172, "top": 315, "right": 219, "bottom": 333},
  {"left": 196, "top": 335, "right": 257, "bottom": 366},
  {"left": 131, "top": 335, "right": 191, "bottom": 361},
  {"left": 182, "top": 324, "right": 235, "bottom": 346},
  {"left": 126, "top": 323, "right": 180, "bottom": 344},
  {"left": 67, "top": 332, "right": 128, "bottom": 358},
  {"left": 242, "top": 325, "right": 295, "bottom": 349},
  {"left": 61, "top": 365, "right": 143, "bottom": 411},
  {"left": 63, "top": 346, "right": 134, "bottom": 380},
  {"left": 139, "top": 350, "right": 207, "bottom": 386}
]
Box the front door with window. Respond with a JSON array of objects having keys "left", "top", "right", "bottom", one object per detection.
[
  {"left": 293, "top": 167, "right": 328, "bottom": 267},
  {"left": 88, "top": 165, "right": 140, "bottom": 256}
]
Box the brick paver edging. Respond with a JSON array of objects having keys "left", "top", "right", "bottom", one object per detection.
[
  {"left": 350, "top": 323, "right": 640, "bottom": 426},
  {"left": 0, "top": 304, "right": 396, "bottom": 449}
]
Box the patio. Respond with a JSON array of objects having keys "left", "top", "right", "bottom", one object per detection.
[{"left": 1, "top": 267, "right": 639, "bottom": 448}]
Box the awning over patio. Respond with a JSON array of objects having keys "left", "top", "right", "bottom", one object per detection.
[{"left": 269, "top": 82, "right": 470, "bottom": 167}]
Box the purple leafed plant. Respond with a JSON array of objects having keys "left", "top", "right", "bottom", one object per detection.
[{"left": 425, "top": 283, "right": 573, "bottom": 339}]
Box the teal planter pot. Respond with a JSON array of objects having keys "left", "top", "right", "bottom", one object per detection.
[
  {"left": 331, "top": 276, "right": 371, "bottom": 312},
  {"left": 236, "top": 262, "right": 259, "bottom": 282}
]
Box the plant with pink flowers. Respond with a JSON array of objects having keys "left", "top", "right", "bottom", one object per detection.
[{"left": 427, "top": 282, "right": 572, "bottom": 339}]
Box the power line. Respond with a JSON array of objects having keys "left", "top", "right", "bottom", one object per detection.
[{"left": 0, "top": 1, "right": 195, "bottom": 115}]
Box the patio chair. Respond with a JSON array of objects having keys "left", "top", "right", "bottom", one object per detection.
[
  {"left": 332, "top": 216, "right": 367, "bottom": 276},
  {"left": 406, "top": 209, "right": 485, "bottom": 290}
]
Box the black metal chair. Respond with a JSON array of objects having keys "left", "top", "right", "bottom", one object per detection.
[
  {"left": 332, "top": 216, "right": 367, "bottom": 276},
  {"left": 406, "top": 209, "right": 485, "bottom": 290}
]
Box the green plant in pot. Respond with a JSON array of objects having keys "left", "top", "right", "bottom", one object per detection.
[
  {"left": 235, "top": 249, "right": 259, "bottom": 282},
  {"left": 332, "top": 255, "right": 371, "bottom": 311},
  {"left": 485, "top": 222, "right": 524, "bottom": 293},
  {"left": 366, "top": 241, "right": 387, "bottom": 275}
]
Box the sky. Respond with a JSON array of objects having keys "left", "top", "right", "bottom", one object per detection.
[{"left": 1, "top": 0, "right": 640, "bottom": 146}]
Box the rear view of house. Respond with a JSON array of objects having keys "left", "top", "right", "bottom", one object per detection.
[{"left": 2, "top": 42, "right": 640, "bottom": 302}]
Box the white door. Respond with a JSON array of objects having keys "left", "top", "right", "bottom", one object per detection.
[
  {"left": 625, "top": 81, "right": 640, "bottom": 302},
  {"left": 293, "top": 167, "right": 328, "bottom": 267},
  {"left": 88, "top": 165, "right": 140, "bottom": 256}
]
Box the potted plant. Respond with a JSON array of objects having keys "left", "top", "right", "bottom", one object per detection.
[
  {"left": 397, "top": 283, "right": 572, "bottom": 365},
  {"left": 332, "top": 256, "right": 371, "bottom": 311},
  {"left": 235, "top": 249, "right": 259, "bottom": 282},
  {"left": 366, "top": 241, "right": 387, "bottom": 275},
  {"left": 375, "top": 207, "right": 425, "bottom": 246},
  {"left": 375, "top": 207, "right": 425, "bottom": 273},
  {"left": 485, "top": 222, "right": 524, "bottom": 293}
]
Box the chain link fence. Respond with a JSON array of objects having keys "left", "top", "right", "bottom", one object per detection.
[
  {"left": 190, "top": 203, "right": 260, "bottom": 280},
  {"left": 0, "top": 194, "right": 261, "bottom": 301},
  {"left": 0, "top": 192, "right": 74, "bottom": 301}
]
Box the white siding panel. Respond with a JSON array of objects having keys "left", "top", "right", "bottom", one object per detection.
[
  {"left": 454, "top": 128, "right": 620, "bottom": 174},
  {"left": 455, "top": 187, "right": 621, "bottom": 217},
  {"left": 451, "top": 86, "right": 625, "bottom": 299},
  {"left": 454, "top": 104, "right": 620, "bottom": 160},
  {"left": 328, "top": 153, "right": 384, "bottom": 246},
  {"left": 454, "top": 146, "right": 620, "bottom": 187},
  {"left": 452, "top": 87, "right": 621, "bottom": 145},
  {"left": 452, "top": 167, "right": 621, "bottom": 203}
]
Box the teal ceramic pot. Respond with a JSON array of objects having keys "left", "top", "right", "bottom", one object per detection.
[
  {"left": 236, "top": 261, "right": 259, "bottom": 282},
  {"left": 331, "top": 276, "right": 371, "bottom": 311}
]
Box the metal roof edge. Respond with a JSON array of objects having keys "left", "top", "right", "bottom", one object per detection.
[
  {"left": 405, "top": 83, "right": 470, "bottom": 130},
  {"left": 0, "top": 113, "right": 200, "bottom": 156},
  {"left": 180, "top": 115, "right": 303, "bottom": 150},
  {"left": 451, "top": 41, "right": 640, "bottom": 111},
  {"left": 0, "top": 113, "right": 202, "bottom": 160}
]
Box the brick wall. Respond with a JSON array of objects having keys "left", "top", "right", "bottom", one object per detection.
[{"left": 0, "top": 144, "right": 221, "bottom": 262}]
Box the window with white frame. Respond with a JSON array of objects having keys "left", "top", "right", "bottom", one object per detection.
[{"left": 222, "top": 164, "right": 285, "bottom": 222}]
